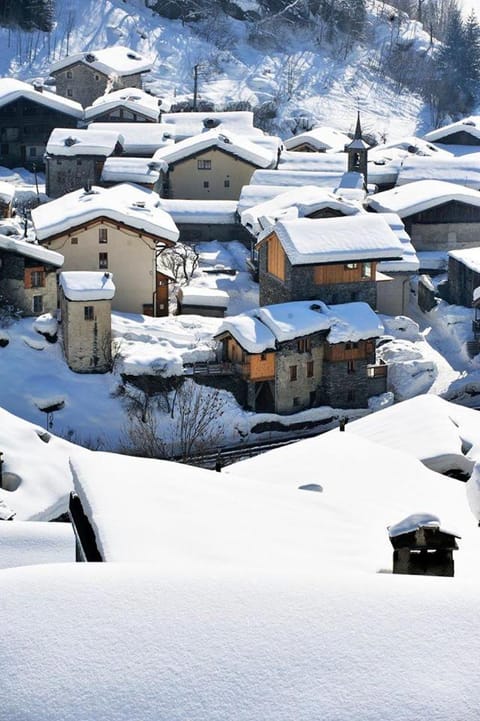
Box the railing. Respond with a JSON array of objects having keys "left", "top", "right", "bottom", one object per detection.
[
  {"left": 184, "top": 361, "right": 233, "bottom": 376},
  {"left": 367, "top": 362, "right": 387, "bottom": 378}
]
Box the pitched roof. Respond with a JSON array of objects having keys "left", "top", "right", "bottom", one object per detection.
[
  {"left": 367, "top": 179, "right": 480, "bottom": 217},
  {"left": 161, "top": 110, "right": 262, "bottom": 141},
  {"left": 87, "top": 122, "right": 174, "bottom": 155},
  {"left": 241, "top": 185, "right": 364, "bottom": 236},
  {"left": 101, "top": 157, "right": 162, "bottom": 185},
  {"left": 84, "top": 87, "right": 161, "bottom": 122},
  {"left": 284, "top": 126, "right": 351, "bottom": 152},
  {"left": 396, "top": 156, "right": 480, "bottom": 189},
  {"left": 0, "top": 78, "right": 83, "bottom": 118},
  {"left": 59, "top": 271, "right": 115, "bottom": 301},
  {"left": 259, "top": 214, "right": 403, "bottom": 265},
  {"left": 32, "top": 184, "right": 179, "bottom": 243},
  {"left": 46, "top": 128, "right": 122, "bottom": 157},
  {"left": 424, "top": 116, "right": 480, "bottom": 143},
  {"left": 0, "top": 236, "right": 64, "bottom": 267},
  {"left": 217, "top": 300, "right": 384, "bottom": 353},
  {"left": 152, "top": 129, "right": 276, "bottom": 168},
  {"left": 50, "top": 46, "right": 152, "bottom": 77}
]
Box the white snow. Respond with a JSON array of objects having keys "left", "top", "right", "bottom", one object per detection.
[
  {"left": 59, "top": 271, "right": 115, "bottom": 301},
  {"left": 0, "top": 521, "right": 74, "bottom": 569},
  {"left": 50, "top": 45, "right": 152, "bottom": 76},
  {"left": 161, "top": 111, "right": 262, "bottom": 140},
  {"left": 46, "top": 127, "right": 122, "bottom": 157},
  {"left": 424, "top": 116, "right": 480, "bottom": 143},
  {"left": 0, "top": 77, "right": 83, "bottom": 117},
  {"left": 85, "top": 86, "right": 161, "bottom": 121},
  {"left": 177, "top": 286, "right": 229, "bottom": 308},
  {"left": 264, "top": 214, "right": 403, "bottom": 265},
  {"left": 0, "top": 179, "right": 15, "bottom": 203},
  {"left": 368, "top": 179, "right": 480, "bottom": 216},
  {"left": 449, "top": 247, "right": 480, "bottom": 274},
  {"left": 396, "top": 156, "right": 480, "bottom": 188},
  {"left": 0, "top": 235, "right": 64, "bottom": 266},
  {"left": 284, "top": 125, "right": 351, "bottom": 152},
  {"left": 153, "top": 128, "right": 277, "bottom": 168},
  {"left": 87, "top": 122, "right": 174, "bottom": 154},
  {"left": 158, "top": 199, "right": 238, "bottom": 224},
  {"left": 32, "top": 183, "right": 179, "bottom": 243},
  {"left": 100, "top": 157, "right": 161, "bottom": 185}
]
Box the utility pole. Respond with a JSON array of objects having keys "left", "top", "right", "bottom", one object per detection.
[{"left": 193, "top": 64, "right": 199, "bottom": 111}]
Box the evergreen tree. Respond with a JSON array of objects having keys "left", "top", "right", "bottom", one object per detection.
[
  {"left": 435, "top": 6, "right": 471, "bottom": 116},
  {"left": 463, "top": 11, "right": 480, "bottom": 106}
]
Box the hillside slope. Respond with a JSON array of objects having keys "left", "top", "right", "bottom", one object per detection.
[{"left": 0, "top": 0, "right": 436, "bottom": 140}]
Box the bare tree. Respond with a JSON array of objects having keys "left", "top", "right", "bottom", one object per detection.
[{"left": 157, "top": 243, "right": 199, "bottom": 285}]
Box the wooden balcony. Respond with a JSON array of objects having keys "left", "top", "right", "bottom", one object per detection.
[{"left": 367, "top": 362, "right": 387, "bottom": 378}]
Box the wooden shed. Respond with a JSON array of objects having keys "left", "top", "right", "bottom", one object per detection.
[{"left": 388, "top": 513, "right": 460, "bottom": 577}]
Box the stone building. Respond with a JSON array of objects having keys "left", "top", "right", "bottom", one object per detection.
[
  {"left": 50, "top": 46, "right": 152, "bottom": 108},
  {"left": 31, "top": 184, "right": 179, "bottom": 315},
  {"left": 0, "top": 78, "right": 83, "bottom": 170},
  {"left": 45, "top": 128, "right": 123, "bottom": 198},
  {"left": 86, "top": 122, "right": 174, "bottom": 157},
  {"left": 447, "top": 248, "right": 480, "bottom": 308},
  {"left": 256, "top": 214, "right": 403, "bottom": 309},
  {"left": 59, "top": 271, "right": 115, "bottom": 373},
  {"left": 152, "top": 129, "right": 279, "bottom": 200},
  {"left": 423, "top": 116, "right": 480, "bottom": 147},
  {"left": 215, "top": 300, "right": 387, "bottom": 414},
  {"left": 368, "top": 179, "right": 480, "bottom": 252},
  {"left": 0, "top": 236, "right": 63, "bottom": 316}
]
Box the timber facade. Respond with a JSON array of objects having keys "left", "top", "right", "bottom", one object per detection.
[{"left": 401, "top": 200, "right": 480, "bottom": 251}]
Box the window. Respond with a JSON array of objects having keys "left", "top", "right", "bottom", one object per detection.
[
  {"left": 224, "top": 179, "right": 230, "bottom": 188},
  {"left": 99, "top": 228, "right": 108, "bottom": 243},
  {"left": 0, "top": 144, "right": 8, "bottom": 156},
  {"left": 31, "top": 270, "right": 44, "bottom": 288},
  {"left": 260, "top": 352, "right": 267, "bottom": 361},
  {"left": 56, "top": 160, "right": 62, "bottom": 166},
  {"left": 197, "top": 159, "right": 211, "bottom": 170},
  {"left": 289, "top": 365, "right": 297, "bottom": 382},
  {"left": 94, "top": 74, "right": 100, "bottom": 81},
  {"left": 32, "top": 295, "right": 43, "bottom": 313},
  {"left": 293, "top": 396, "right": 300, "bottom": 407},
  {"left": 347, "top": 360, "right": 355, "bottom": 374},
  {"left": 203, "top": 180, "right": 210, "bottom": 189},
  {"left": 309, "top": 390, "right": 316, "bottom": 406},
  {"left": 297, "top": 337, "right": 311, "bottom": 353},
  {"left": 29, "top": 147, "right": 37, "bottom": 157},
  {"left": 347, "top": 389, "right": 356, "bottom": 402},
  {"left": 345, "top": 263, "right": 358, "bottom": 270},
  {"left": 99, "top": 252, "right": 108, "bottom": 269},
  {"left": 76, "top": 159, "right": 82, "bottom": 166},
  {"left": 345, "top": 341, "right": 359, "bottom": 350},
  {"left": 361, "top": 262, "right": 372, "bottom": 278},
  {"left": 307, "top": 360, "right": 314, "bottom": 378},
  {"left": 66, "top": 70, "right": 73, "bottom": 79},
  {"left": 0, "top": 127, "right": 18, "bottom": 141},
  {"left": 71, "top": 237, "right": 78, "bottom": 245},
  {"left": 67, "top": 89, "right": 73, "bottom": 97},
  {"left": 84, "top": 306, "right": 95, "bottom": 321}
]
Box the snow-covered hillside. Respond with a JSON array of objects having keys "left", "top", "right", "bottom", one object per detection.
[{"left": 0, "top": 0, "right": 435, "bottom": 140}]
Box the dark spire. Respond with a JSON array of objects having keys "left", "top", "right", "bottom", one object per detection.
[{"left": 354, "top": 111, "right": 362, "bottom": 140}]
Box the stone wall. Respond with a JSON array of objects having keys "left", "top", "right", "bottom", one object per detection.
[
  {"left": 409, "top": 222, "right": 480, "bottom": 252},
  {"left": 274, "top": 335, "right": 324, "bottom": 414},
  {"left": 448, "top": 255, "right": 480, "bottom": 308},
  {"left": 60, "top": 291, "right": 111, "bottom": 372},
  {"left": 0, "top": 254, "right": 57, "bottom": 316},
  {"left": 320, "top": 354, "right": 381, "bottom": 409},
  {"left": 53, "top": 64, "right": 110, "bottom": 108},
  {"left": 46, "top": 156, "right": 102, "bottom": 198},
  {"left": 258, "top": 249, "right": 377, "bottom": 308}
]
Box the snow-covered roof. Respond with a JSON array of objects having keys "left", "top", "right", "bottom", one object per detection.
[
  {"left": 46, "top": 128, "right": 122, "bottom": 157},
  {"left": 50, "top": 46, "right": 152, "bottom": 77},
  {"left": 152, "top": 129, "right": 276, "bottom": 168},
  {"left": 345, "top": 395, "right": 479, "bottom": 475},
  {"left": 59, "top": 271, "right": 115, "bottom": 301},
  {"left": 87, "top": 122, "right": 174, "bottom": 155},
  {"left": 0, "top": 77, "right": 83, "bottom": 118},
  {"left": 368, "top": 179, "right": 480, "bottom": 216},
  {"left": 177, "top": 286, "right": 229, "bottom": 308},
  {"left": 0, "top": 521, "right": 74, "bottom": 570},
  {"left": 0, "top": 180, "right": 15, "bottom": 203},
  {"left": 241, "top": 185, "right": 364, "bottom": 236},
  {"left": 250, "top": 169, "right": 344, "bottom": 187},
  {"left": 101, "top": 157, "right": 161, "bottom": 185},
  {"left": 161, "top": 110, "right": 262, "bottom": 141},
  {"left": 369, "top": 136, "right": 452, "bottom": 159},
  {"left": 237, "top": 184, "right": 300, "bottom": 215},
  {"left": 376, "top": 212, "right": 419, "bottom": 273},
  {"left": 284, "top": 125, "right": 351, "bottom": 152},
  {"left": 387, "top": 512, "right": 459, "bottom": 539},
  {"left": 158, "top": 199, "right": 238, "bottom": 225},
  {"left": 0, "top": 235, "right": 63, "bottom": 267},
  {"left": 32, "top": 184, "right": 179, "bottom": 243},
  {"left": 396, "top": 156, "right": 480, "bottom": 189},
  {"left": 260, "top": 214, "right": 403, "bottom": 265},
  {"left": 449, "top": 247, "right": 480, "bottom": 273},
  {"left": 424, "top": 116, "right": 480, "bottom": 143},
  {"left": 217, "top": 300, "right": 384, "bottom": 353},
  {"left": 84, "top": 87, "right": 160, "bottom": 121},
  {"left": 278, "top": 149, "right": 348, "bottom": 172}
]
